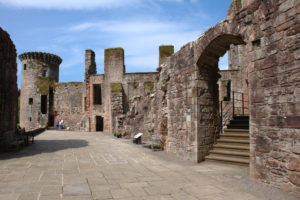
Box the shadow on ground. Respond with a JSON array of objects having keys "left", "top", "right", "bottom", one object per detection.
[{"left": 0, "top": 139, "right": 88, "bottom": 160}]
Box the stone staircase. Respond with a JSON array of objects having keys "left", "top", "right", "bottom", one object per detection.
[{"left": 206, "top": 116, "right": 250, "bottom": 165}]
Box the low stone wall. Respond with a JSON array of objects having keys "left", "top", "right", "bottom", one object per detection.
[{"left": 0, "top": 27, "right": 18, "bottom": 150}]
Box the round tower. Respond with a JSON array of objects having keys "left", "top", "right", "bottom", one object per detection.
[{"left": 19, "top": 52, "right": 62, "bottom": 131}]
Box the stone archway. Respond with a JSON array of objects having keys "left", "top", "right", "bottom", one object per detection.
[
  {"left": 194, "top": 30, "right": 247, "bottom": 162},
  {"left": 147, "top": 0, "right": 299, "bottom": 197}
]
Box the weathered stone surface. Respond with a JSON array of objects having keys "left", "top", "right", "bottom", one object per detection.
[
  {"left": 19, "top": 52, "right": 62, "bottom": 131},
  {"left": 54, "top": 82, "right": 85, "bottom": 131},
  {"left": 0, "top": 27, "right": 18, "bottom": 150},
  {"left": 287, "top": 157, "right": 300, "bottom": 172},
  {"left": 17, "top": 0, "right": 300, "bottom": 197},
  {"left": 288, "top": 172, "right": 300, "bottom": 187}
]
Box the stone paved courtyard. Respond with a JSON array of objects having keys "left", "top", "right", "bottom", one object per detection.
[{"left": 0, "top": 131, "right": 297, "bottom": 200}]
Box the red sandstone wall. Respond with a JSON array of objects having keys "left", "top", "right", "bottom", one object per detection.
[{"left": 0, "top": 27, "right": 18, "bottom": 150}]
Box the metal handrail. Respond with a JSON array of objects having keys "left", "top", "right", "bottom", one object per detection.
[{"left": 220, "top": 90, "right": 249, "bottom": 133}]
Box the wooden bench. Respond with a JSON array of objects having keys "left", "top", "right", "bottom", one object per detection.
[
  {"left": 11, "top": 128, "right": 45, "bottom": 151},
  {"left": 151, "top": 135, "right": 162, "bottom": 151},
  {"left": 142, "top": 134, "right": 162, "bottom": 151}
]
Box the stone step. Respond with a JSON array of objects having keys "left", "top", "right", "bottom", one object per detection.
[
  {"left": 214, "top": 143, "right": 249, "bottom": 150},
  {"left": 214, "top": 147, "right": 249, "bottom": 152},
  {"left": 233, "top": 116, "right": 249, "bottom": 120},
  {"left": 229, "top": 120, "right": 249, "bottom": 125},
  {"left": 210, "top": 149, "right": 249, "bottom": 157},
  {"left": 227, "top": 124, "right": 249, "bottom": 129},
  {"left": 223, "top": 129, "right": 249, "bottom": 133},
  {"left": 217, "top": 138, "right": 249, "bottom": 144},
  {"left": 220, "top": 133, "right": 249, "bottom": 139},
  {"left": 205, "top": 154, "right": 249, "bottom": 165}
]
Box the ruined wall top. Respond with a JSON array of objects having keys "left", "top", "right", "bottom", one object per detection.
[
  {"left": 0, "top": 27, "right": 17, "bottom": 61},
  {"left": 104, "top": 47, "right": 124, "bottom": 63},
  {"left": 19, "top": 52, "right": 62, "bottom": 65},
  {"left": 159, "top": 45, "right": 174, "bottom": 66}
]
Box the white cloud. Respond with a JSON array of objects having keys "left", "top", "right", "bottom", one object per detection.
[
  {"left": 68, "top": 20, "right": 187, "bottom": 33},
  {"left": 64, "top": 19, "right": 203, "bottom": 72},
  {"left": 0, "top": 0, "right": 141, "bottom": 9},
  {"left": 0, "top": 0, "right": 198, "bottom": 10}
]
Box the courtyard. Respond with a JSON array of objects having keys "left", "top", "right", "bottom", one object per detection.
[{"left": 0, "top": 131, "right": 297, "bottom": 200}]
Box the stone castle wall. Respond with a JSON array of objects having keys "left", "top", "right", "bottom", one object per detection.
[
  {"left": 53, "top": 82, "right": 86, "bottom": 131},
  {"left": 16, "top": 0, "right": 299, "bottom": 196},
  {"left": 0, "top": 27, "right": 18, "bottom": 150},
  {"left": 118, "top": 72, "right": 158, "bottom": 139},
  {"left": 19, "top": 52, "right": 61, "bottom": 131}
]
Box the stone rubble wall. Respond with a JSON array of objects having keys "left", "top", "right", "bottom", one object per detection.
[
  {"left": 53, "top": 82, "right": 86, "bottom": 131},
  {"left": 237, "top": 0, "right": 300, "bottom": 196},
  {"left": 0, "top": 27, "right": 18, "bottom": 150},
  {"left": 115, "top": 73, "right": 158, "bottom": 138}
]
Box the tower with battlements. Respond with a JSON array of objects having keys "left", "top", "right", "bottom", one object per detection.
[{"left": 19, "top": 52, "right": 62, "bottom": 131}]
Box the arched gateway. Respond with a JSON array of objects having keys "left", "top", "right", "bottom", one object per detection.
[{"left": 150, "top": 0, "right": 299, "bottom": 196}]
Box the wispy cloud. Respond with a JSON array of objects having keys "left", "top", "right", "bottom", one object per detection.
[
  {"left": 0, "top": 0, "right": 141, "bottom": 10},
  {"left": 68, "top": 20, "right": 188, "bottom": 33},
  {"left": 65, "top": 19, "right": 202, "bottom": 72},
  {"left": 0, "top": 0, "right": 197, "bottom": 10}
]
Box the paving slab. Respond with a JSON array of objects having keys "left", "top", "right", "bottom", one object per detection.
[
  {"left": 0, "top": 130, "right": 298, "bottom": 200},
  {"left": 63, "top": 182, "right": 91, "bottom": 196}
]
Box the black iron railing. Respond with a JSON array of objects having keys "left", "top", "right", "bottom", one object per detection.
[
  {"left": 220, "top": 91, "right": 249, "bottom": 132},
  {"left": 232, "top": 91, "right": 249, "bottom": 117}
]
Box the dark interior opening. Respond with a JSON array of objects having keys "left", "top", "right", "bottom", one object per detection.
[
  {"left": 41, "top": 95, "right": 47, "bottom": 114},
  {"left": 42, "top": 70, "right": 47, "bottom": 77},
  {"left": 224, "top": 80, "right": 231, "bottom": 101},
  {"left": 29, "top": 98, "right": 33, "bottom": 105},
  {"left": 24, "top": 64, "right": 27, "bottom": 70},
  {"left": 96, "top": 116, "right": 103, "bottom": 131},
  {"left": 93, "top": 84, "right": 102, "bottom": 105},
  {"left": 252, "top": 39, "right": 261, "bottom": 47},
  {"left": 48, "top": 87, "right": 54, "bottom": 126}
]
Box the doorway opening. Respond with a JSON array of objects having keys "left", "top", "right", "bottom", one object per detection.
[{"left": 96, "top": 116, "right": 103, "bottom": 131}]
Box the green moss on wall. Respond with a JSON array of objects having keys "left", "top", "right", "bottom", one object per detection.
[
  {"left": 111, "top": 82, "right": 122, "bottom": 93},
  {"left": 37, "top": 77, "right": 56, "bottom": 94},
  {"left": 132, "top": 82, "right": 138, "bottom": 88},
  {"left": 105, "top": 48, "right": 124, "bottom": 63},
  {"left": 227, "top": 0, "right": 242, "bottom": 16},
  {"left": 159, "top": 45, "right": 174, "bottom": 58},
  {"left": 144, "top": 82, "right": 154, "bottom": 92},
  {"left": 55, "top": 82, "right": 82, "bottom": 88}
]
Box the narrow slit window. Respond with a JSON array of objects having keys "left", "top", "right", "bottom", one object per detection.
[
  {"left": 252, "top": 39, "right": 261, "bottom": 47},
  {"left": 29, "top": 98, "right": 33, "bottom": 105},
  {"left": 42, "top": 70, "right": 47, "bottom": 77},
  {"left": 41, "top": 95, "right": 47, "bottom": 114},
  {"left": 24, "top": 64, "right": 27, "bottom": 70},
  {"left": 93, "top": 84, "right": 102, "bottom": 105}
]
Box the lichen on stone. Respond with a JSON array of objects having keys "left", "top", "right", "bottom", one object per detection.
[
  {"left": 227, "top": 0, "right": 242, "bottom": 16},
  {"left": 105, "top": 48, "right": 124, "bottom": 63},
  {"left": 55, "top": 82, "right": 82, "bottom": 88},
  {"left": 159, "top": 46, "right": 174, "bottom": 58},
  {"left": 111, "top": 82, "right": 122, "bottom": 93},
  {"left": 37, "top": 77, "right": 56, "bottom": 94},
  {"left": 144, "top": 82, "right": 154, "bottom": 91}
]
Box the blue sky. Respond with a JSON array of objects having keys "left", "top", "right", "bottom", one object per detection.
[{"left": 0, "top": 0, "right": 232, "bottom": 87}]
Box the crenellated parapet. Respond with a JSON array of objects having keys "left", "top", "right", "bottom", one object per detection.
[{"left": 19, "top": 52, "right": 62, "bottom": 65}]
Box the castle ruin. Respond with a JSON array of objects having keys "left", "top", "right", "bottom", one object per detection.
[{"left": 1, "top": 0, "right": 299, "bottom": 197}]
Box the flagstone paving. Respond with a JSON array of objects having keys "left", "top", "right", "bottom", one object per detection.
[{"left": 0, "top": 131, "right": 297, "bottom": 200}]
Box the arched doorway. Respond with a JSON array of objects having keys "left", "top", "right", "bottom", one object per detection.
[{"left": 195, "top": 33, "right": 247, "bottom": 162}]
